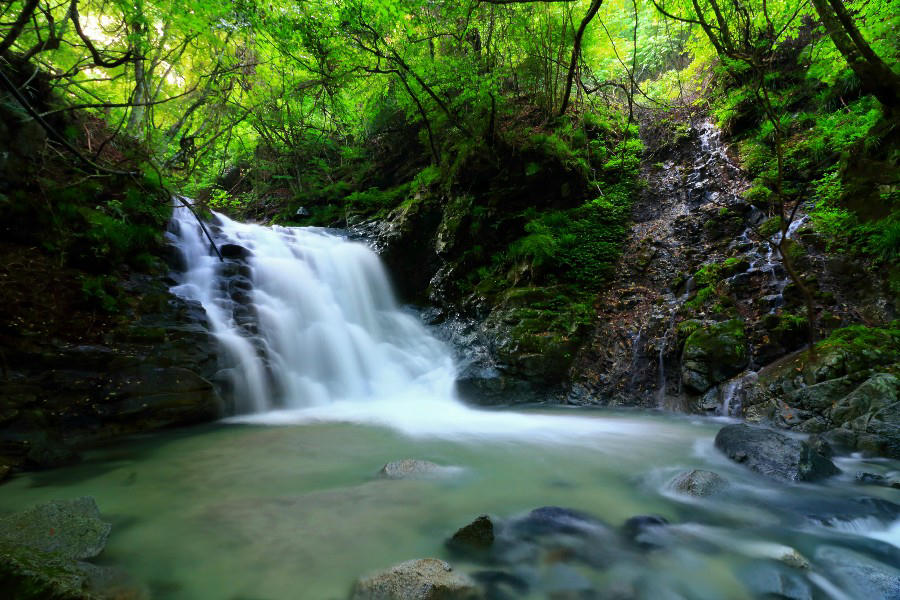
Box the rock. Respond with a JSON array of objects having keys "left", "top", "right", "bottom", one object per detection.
[
  {"left": 349, "top": 558, "right": 483, "bottom": 600},
  {"left": 512, "top": 507, "right": 604, "bottom": 537},
  {"left": 831, "top": 373, "right": 900, "bottom": 459},
  {"left": 736, "top": 562, "right": 812, "bottom": 600},
  {"left": 856, "top": 471, "right": 888, "bottom": 485},
  {"left": 668, "top": 469, "right": 728, "bottom": 497},
  {"left": 448, "top": 516, "right": 494, "bottom": 553},
  {"left": 621, "top": 515, "right": 669, "bottom": 548},
  {"left": 97, "top": 366, "right": 222, "bottom": 429},
  {"left": 24, "top": 433, "right": 80, "bottom": 469},
  {"left": 681, "top": 320, "right": 748, "bottom": 394},
  {"left": 0, "top": 541, "right": 94, "bottom": 600},
  {"left": 470, "top": 571, "right": 528, "bottom": 600},
  {"left": 815, "top": 546, "right": 900, "bottom": 600},
  {"left": 714, "top": 424, "right": 840, "bottom": 482},
  {"left": 378, "top": 460, "right": 449, "bottom": 480},
  {"left": 0, "top": 497, "right": 111, "bottom": 560},
  {"left": 220, "top": 243, "right": 252, "bottom": 260}
]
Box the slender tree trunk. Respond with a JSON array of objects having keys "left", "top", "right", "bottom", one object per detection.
[
  {"left": 558, "top": 0, "right": 603, "bottom": 116},
  {"left": 127, "top": 57, "right": 148, "bottom": 134}
]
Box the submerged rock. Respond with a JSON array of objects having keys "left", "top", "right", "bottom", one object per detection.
[
  {"left": 349, "top": 558, "right": 483, "bottom": 600},
  {"left": 0, "top": 498, "right": 144, "bottom": 600},
  {"left": 714, "top": 424, "right": 839, "bottom": 482},
  {"left": 470, "top": 570, "right": 528, "bottom": 600},
  {"left": 815, "top": 546, "right": 900, "bottom": 600},
  {"left": 378, "top": 460, "right": 453, "bottom": 480},
  {"left": 512, "top": 506, "right": 605, "bottom": 538},
  {"left": 736, "top": 562, "right": 812, "bottom": 600},
  {"left": 0, "top": 497, "right": 110, "bottom": 560},
  {"left": 668, "top": 469, "right": 728, "bottom": 497},
  {"left": 447, "top": 516, "right": 494, "bottom": 553},
  {"left": 621, "top": 515, "right": 669, "bottom": 549},
  {"left": 0, "top": 542, "right": 95, "bottom": 600}
]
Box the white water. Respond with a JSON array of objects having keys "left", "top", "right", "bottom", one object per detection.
[
  {"left": 168, "top": 205, "right": 665, "bottom": 442},
  {"left": 169, "top": 206, "right": 456, "bottom": 409}
]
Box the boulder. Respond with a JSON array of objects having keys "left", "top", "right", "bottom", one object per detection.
[
  {"left": 349, "top": 558, "right": 483, "bottom": 600},
  {"left": 668, "top": 469, "right": 728, "bottom": 497},
  {"left": 681, "top": 320, "right": 748, "bottom": 394},
  {"left": 0, "top": 497, "right": 110, "bottom": 560},
  {"left": 830, "top": 373, "right": 900, "bottom": 459},
  {"left": 714, "top": 424, "right": 839, "bottom": 482}
]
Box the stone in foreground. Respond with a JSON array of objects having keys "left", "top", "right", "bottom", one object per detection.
[
  {"left": 350, "top": 558, "right": 483, "bottom": 600},
  {"left": 0, "top": 497, "right": 111, "bottom": 560},
  {"left": 714, "top": 424, "right": 839, "bottom": 482},
  {"left": 668, "top": 469, "right": 728, "bottom": 497}
]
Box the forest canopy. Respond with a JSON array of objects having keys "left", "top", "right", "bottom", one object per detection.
[{"left": 2, "top": 0, "right": 896, "bottom": 195}]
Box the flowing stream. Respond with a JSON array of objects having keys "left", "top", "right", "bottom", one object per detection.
[{"left": 1, "top": 208, "right": 898, "bottom": 599}]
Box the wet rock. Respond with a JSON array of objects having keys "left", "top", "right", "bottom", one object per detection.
[
  {"left": 856, "top": 472, "right": 888, "bottom": 485},
  {"left": 0, "top": 497, "right": 110, "bottom": 560},
  {"left": 24, "top": 433, "right": 80, "bottom": 469},
  {"left": 543, "top": 563, "right": 596, "bottom": 599},
  {"left": 714, "top": 424, "right": 840, "bottom": 482},
  {"left": 220, "top": 243, "right": 252, "bottom": 260},
  {"left": 97, "top": 366, "right": 222, "bottom": 428},
  {"left": 736, "top": 562, "right": 812, "bottom": 600},
  {"left": 681, "top": 320, "right": 748, "bottom": 394},
  {"left": 830, "top": 373, "right": 900, "bottom": 459},
  {"left": 349, "top": 558, "right": 483, "bottom": 600},
  {"left": 815, "top": 546, "right": 900, "bottom": 600},
  {"left": 378, "top": 459, "right": 448, "bottom": 480},
  {"left": 855, "top": 472, "right": 900, "bottom": 488},
  {"left": 448, "top": 516, "right": 495, "bottom": 553},
  {"left": 470, "top": 571, "right": 528, "bottom": 600},
  {"left": 512, "top": 507, "right": 604, "bottom": 538},
  {"left": 621, "top": 515, "right": 669, "bottom": 549},
  {"left": 0, "top": 542, "right": 95, "bottom": 600},
  {"left": 668, "top": 469, "right": 728, "bottom": 497}
]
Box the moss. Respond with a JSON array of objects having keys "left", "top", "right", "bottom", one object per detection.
[
  {"left": 758, "top": 216, "right": 783, "bottom": 239},
  {"left": 819, "top": 323, "right": 900, "bottom": 356}
]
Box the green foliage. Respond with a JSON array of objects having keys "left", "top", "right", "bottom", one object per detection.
[
  {"left": 80, "top": 275, "right": 119, "bottom": 313},
  {"left": 819, "top": 323, "right": 900, "bottom": 355},
  {"left": 508, "top": 182, "right": 633, "bottom": 291}
]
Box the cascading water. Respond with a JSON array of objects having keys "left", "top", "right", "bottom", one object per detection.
[
  {"left": 167, "top": 203, "right": 656, "bottom": 440},
  {"left": 168, "top": 204, "right": 457, "bottom": 415}
]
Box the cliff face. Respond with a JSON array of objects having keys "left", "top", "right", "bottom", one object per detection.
[
  {"left": 357, "top": 111, "right": 896, "bottom": 416},
  {"left": 0, "top": 80, "right": 223, "bottom": 478}
]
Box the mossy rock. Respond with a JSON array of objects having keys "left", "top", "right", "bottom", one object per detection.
[{"left": 682, "top": 319, "right": 749, "bottom": 394}]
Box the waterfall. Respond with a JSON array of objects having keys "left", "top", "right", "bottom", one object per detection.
[{"left": 167, "top": 204, "right": 457, "bottom": 415}]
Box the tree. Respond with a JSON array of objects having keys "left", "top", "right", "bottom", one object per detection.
[{"left": 809, "top": 0, "right": 900, "bottom": 113}]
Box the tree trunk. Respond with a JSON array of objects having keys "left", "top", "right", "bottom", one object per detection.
[
  {"left": 558, "top": 0, "right": 603, "bottom": 117},
  {"left": 0, "top": 0, "right": 40, "bottom": 56},
  {"left": 810, "top": 0, "right": 900, "bottom": 111},
  {"left": 127, "top": 57, "right": 148, "bottom": 134}
]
